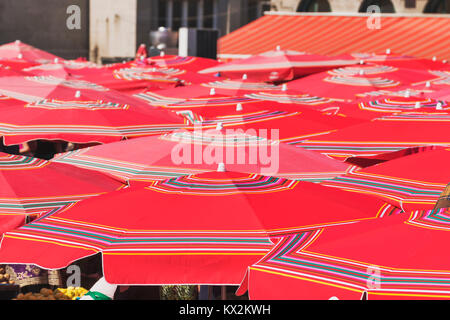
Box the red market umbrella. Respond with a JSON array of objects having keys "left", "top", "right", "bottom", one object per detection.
[
  {"left": 286, "top": 64, "right": 442, "bottom": 100},
  {"left": 136, "top": 80, "right": 285, "bottom": 102},
  {"left": 238, "top": 210, "right": 450, "bottom": 300},
  {"left": 24, "top": 62, "right": 158, "bottom": 94},
  {"left": 243, "top": 91, "right": 343, "bottom": 108},
  {"left": 296, "top": 112, "right": 450, "bottom": 160},
  {"left": 352, "top": 83, "right": 445, "bottom": 101},
  {"left": 345, "top": 52, "right": 450, "bottom": 71},
  {"left": 53, "top": 129, "right": 354, "bottom": 183},
  {"left": 199, "top": 50, "right": 357, "bottom": 82},
  {"left": 0, "top": 41, "right": 61, "bottom": 65},
  {"left": 0, "top": 171, "right": 400, "bottom": 285},
  {"left": 0, "top": 70, "right": 186, "bottom": 145},
  {"left": 0, "top": 152, "right": 125, "bottom": 234},
  {"left": 144, "top": 55, "right": 220, "bottom": 72},
  {"left": 134, "top": 92, "right": 363, "bottom": 141},
  {"left": 193, "top": 109, "right": 362, "bottom": 143},
  {"left": 150, "top": 95, "right": 353, "bottom": 127},
  {"left": 330, "top": 97, "right": 449, "bottom": 121},
  {"left": 340, "top": 52, "right": 450, "bottom": 69},
  {"left": 321, "top": 147, "right": 450, "bottom": 211},
  {"left": 23, "top": 62, "right": 198, "bottom": 94}
]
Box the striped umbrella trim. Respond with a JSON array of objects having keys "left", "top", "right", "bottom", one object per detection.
[{"left": 253, "top": 228, "right": 450, "bottom": 293}]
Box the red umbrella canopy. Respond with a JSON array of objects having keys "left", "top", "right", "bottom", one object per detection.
[
  {"left": 285, "top": 64, "right": 443, "bottom": 100},
  {"left": 352, "top": 82, "right": 447, "bottom": 101},
  {"left": 0, "top": 152, "right": 125, "bottom": 234},
  {"left": 424, "top": 87, "right": 450, "bottom": 101},
  {"left": 144, "top": 55, "right": 220, "bottom": 72},
  {"left": 0, "top": 171, "right": 400, "bottom": 285},
  {"left": 329, "top": 97, "right": 449, "bottom": 121},
  {"left": 138, "top": 77, "right": 346, "bottom": 109},
  {"left": 24, "top": 61, "right": 219, "bottom": 94},
  {"left": 343, "top": 52, "right": 450, "bottom": 71},
  {"left": 321, "top": 147, "right": 450, "bottom": 211},
  {"left": 0, "top": 69, "right": 187, "bottom": 145},
  {"left": 0, "top": 41, "right": 61, "bottom": 65},
  {"left": 149, "top": 94, "right": 351, "bottom": 126},
  {"left": 23, "top": 62, "right": 158, "bottom": 94},
  {"left": 238, "top": 210, "right": 450, "bottom": 300},
  {"left": 199, "top": 50, "right": 357, "bottom": 82},
  {"left": 193, "top": 108, "right": 362, "bottom": 143},
  {"left": 136, "top": 80, "right": 285, "bottom": 101},
  {"left": 0, "top": 60, "right": 39, "bottom": 71},
  {"left": 53, "top": 129, "right": 354, "bottom": 184},
  {"left": 297, "top": 110, "right": 450, "bottom": 160}
]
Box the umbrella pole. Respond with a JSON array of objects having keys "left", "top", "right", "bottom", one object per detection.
[{"left": 221, "top": 286, "right": 227, "bottom": 300}]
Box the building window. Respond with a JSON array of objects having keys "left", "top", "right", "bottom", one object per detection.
[
  {"left": 405, "top": 0, "right": 416, "bottom": 8},
  {"left": 188, "top": 1, "right": 197, "bottom": 27},
  {"left": 248, "top": 0, "right": 271, "bottom": 21},
  {"left": 203, "top": 0, "right": 214, "bottom": 28},
  {"left": 172, "top": 0, "right": 183, "bottom": 30},
  {"left": 297, "top": 0, "right": 331, "bottom": 12},
  {"left": 424, "top": 0, "right": 450, "bottom": 13},
  {"left": 359, "top": 0, "right": 396, "bottom": 13},
  {"left": 158, "top": 0, "right": 167, "bottom": 28}
]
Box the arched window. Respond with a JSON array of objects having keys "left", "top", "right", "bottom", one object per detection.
[
  {"left": 424, "top": 0, "right": 450, "bottom": 13},
  {"left": 297, "top": 0, "right": 331, "bottom": 12},
  {"left": 359, "top": 0, "right": 396, "bottom": 13}
]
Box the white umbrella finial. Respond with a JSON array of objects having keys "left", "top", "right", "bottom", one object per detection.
[
  {"left": 75, "top": 90, "right": 81, "bottom": 98},
  {"left": 436, "top": 102, "right": 443, "bottom": 110},
  {"left": 236, "top": 103, "right": 243, "bottom": 111},
  {"left": 359, "top": 70, "right": 365, "bottom": 76},
  {"left": 160, "top": 51, "right": 165, "bottom": 57},
  {"left": 281, "top": 84, "right": 287, "bottom": 92},
  {"left": 210, "top": 88, "right": 216, "bottom": 96},
  {"left": 216, "top": 122, "right": 223, "bottom": 130},
  {"left": 359, "top": 60, "right": 365, "bottom": 65},
  {"left": 386, "top": 48, "right": 391, "bottom": 55},
  {"left": 242, "top": 74, "right": 247, "bottom": 80},
  {"left": 425, "top": 81, "right": 431, "bottom": 88},
  {"left": 414, "top": 101, "right": 421, "bottom": 109},
  {"left": 17, "top": 53, "right": 23, "bottom": 59},
  {"left": 432, "top": 56, "right": 437, "bottom": 62},
  {"left": 217, "top": 163, "right": 226, "bottom": 172},
  {"left": 404, "top": 91, "right": 410, "bottom": 98},
  {"left": 276, "top": 45, "right": 281, "bottom": 51}
]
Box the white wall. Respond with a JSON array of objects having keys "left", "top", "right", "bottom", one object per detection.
[{"left": 89, "top": 0, "right": 137, "bottom": 63}]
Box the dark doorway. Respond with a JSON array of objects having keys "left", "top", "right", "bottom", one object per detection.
[
  {"left": 424, "top": 0, "right": 450, "bottom": 13},
  {"left": 359, "top": 0, "right": 396, "bottom": 13},
  {"left": 297, "top": 0, "right": 332, "bottom": 12}
]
